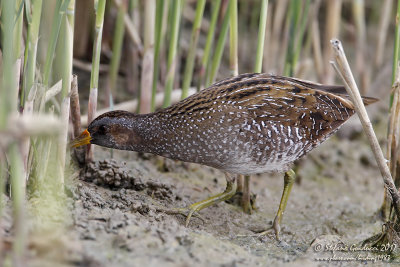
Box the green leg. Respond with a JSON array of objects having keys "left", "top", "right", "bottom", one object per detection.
[
  {"left": 160, "top": 172, "right": 237, "bottom": 226},
  {"left": 259, "top": 169, "right": 296, "bottom": 240}
]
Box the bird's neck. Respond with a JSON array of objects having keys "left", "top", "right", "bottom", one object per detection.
[{"left": 123, "top": 112, "right": 176, "bottom": 156}]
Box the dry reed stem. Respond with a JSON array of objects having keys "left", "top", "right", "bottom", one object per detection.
[
  {"left": 70, "top": 75, "right": 81, "bottom": 139},
  {"left": 311, "top": 0, "right": 323, "bottom": 80},
  {"left": 45, "top": 79, "right": 62, "bottom": 103},
  {"left": 352, "top": 0, "right": 367, "bottom": 92},
  {"left": 0, "top": 113, "right": 62, "bottom": 158},
  {"left": 324, "top": 0, "right": 342, "bottom": 83},
  {"left": 330, "top": 39, "right": 400, "bottom": 218},
  {"left": 262, "top": 1, "right": 272, "bottom": 72},
  {"left": 81, "top": 88, "right": 196, "bottom": 126},
  {"left": 57, "top": 97, "right": 70, "bottom": 185},
  {"left": 140, "top": 0, "right": 155, "bottom": 114},
  {"left": 86, "top": 88, "right": 98, "bottom": 162}
]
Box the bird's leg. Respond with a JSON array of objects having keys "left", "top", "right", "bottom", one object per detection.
[
  {"left": 227, "top": 174, "right": 256, "bottom": 214},
  {"left": 160, "top": 172, "right": 237, "bottom": 227},
  {"left": 237, "top": 174, "right": 244, "bottom": 193},
  {"left": 258, "top": 169, "right": 296, "bottom": 240},
  {"left": 241, "top": 175, "right": 252, "bottom": 214}
]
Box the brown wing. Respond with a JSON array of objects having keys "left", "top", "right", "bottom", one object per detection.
[{"left": 160, "top": 73, "right": 376, "bottom": 149}]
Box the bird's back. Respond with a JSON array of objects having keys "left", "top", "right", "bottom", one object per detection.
[{"left": 153, "top": 73, "right": 377, "bottom": 174}]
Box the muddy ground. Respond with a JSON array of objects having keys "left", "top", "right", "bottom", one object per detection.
[{"left": 2, "top": 99, "right": 400, "bottom": 266}]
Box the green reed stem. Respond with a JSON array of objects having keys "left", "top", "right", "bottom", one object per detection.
[
  {"left": 22, "top": 0, "right": 43, "bottom": 108},
  {"left": 43, "top": 0, "right": 70, "bottom": 87},
  {"left": 229, "top": 0, "right": 238, "bottom": 76},
  {"left": 1, "top": 2, "right": 21, "bottom": 263},
  {"left": 392, "top": 0, "right": 400, "bottom": 90},
  {"left": 200, "top": 0, "right": 221, "bottom": 90},
  {"left": 1, "top": 0, "right": 16, "bottom": 128},
  {"left": 207, "top": 0, "right": 232, "bottom": 86},
  {"left": 151, "top": 0, "right": 165, "bottom": 111},
  {"left": 90, "top": 0, "right": 106, "bottom": 91},
  {"left": 109, "top": 0, "right": 127, "bottom": 105},
  {"left": 10, "top": 142, "right": 26, "bottom": 266},
  {"left": 283, "top": 0, "right": 309, "bottom": 76},
  {"left": 57, "top": 0, "right": 75, "bottom": 185},
  {"left": 181, "top": 0, "right": 206, "bottom": 99},
  {"left": 254, "top": 0, "right": 268, "bottom": 73},
  {"left": 163, "top": 0, "right": 182, "bottom": 108}
]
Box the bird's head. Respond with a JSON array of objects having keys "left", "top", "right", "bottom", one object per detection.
[{"left": 70, "top": 111, "right": 143, "bottom": 151}]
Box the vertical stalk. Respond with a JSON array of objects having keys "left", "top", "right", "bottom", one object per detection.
[
  {"left": 151, "top": 0, "right": 165, "bottom": 111},
  {"left": 0, "top": 0, "right": 17, "bottom": 128},
  {"left": 270, "top": 0, "right": 288, "bottom": 73},
  {"left": 109, "top": 0, "right": 127, "bottom": 107},
  {"left": 352, "top": 0, "right": 367, "bottom": 91},
  {"left": 140, "top": 0, "right": 155, "bottom": 113},
  {"left": 86, "top": 0, "right": 106, "bottom": 162},
  {"left": 229, "top": 0, "right": 238, "bottom": 76},
  {"left": 254, "top": 0, "right": 268, "bottom": 73},
  {"left": 91, "top": 0, "right": 107, "bottom": 92},
  {"left": 323, "top": 0, "right": 342, "bottom": 83},
  {"left": 163, "top": 0, "right": 182, "bottom": 108},
  {"left": 199, "top": 0, "right": 221, "bottom": 90},
  {"left": 181, "top": 0, "right": 206, "bottom": 99},
  {"left": 1, "top": 0, "right": 25, "bottom": 264},
  {"left": 43, "top": 0, "right": 70, "bottom": 87},
  {"left": 10, "top": 143, "right": 26, "bottom": 266},
  {"left": 284, "top": 0, "right": 310, "bottom": 77},
  {"left": 61, "top": 0, "right": 75, "bottom": 99},
  {"left": 22, "top": 0, "right": 43, "bottom": 108},
  {"left": 393, "top": 0, "right": 400, "bottom": 88},
  {"left": 207, "top": 0, "right": 232, "bottom": 86},
  {"left": 58, "top": 0, "right": 75, "bottom": 184}
]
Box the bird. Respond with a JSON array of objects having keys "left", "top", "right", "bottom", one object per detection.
[{"left": 71, "top": 73, "right": 377, "bottom": 240}]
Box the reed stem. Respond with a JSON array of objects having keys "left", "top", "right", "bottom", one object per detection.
[
  {"left": 181, "top": 0, "right": 206, "bottom": 99},
  {"left": 229, "top": 0, "right": 238, "bottom": 76},
  {"left": 22, "top": 0, "right": 43, "bottom": 108},
  {"left": 109, "top": 0, "right": 127, "bottom": 107},
  {"left": 140, "top": 0, "right": 155, "bottom": 113},
  {"left": 91, "top": 0, "right": 107, "bottom": 91},
  {"left": 163, "top": 0, "right": 182, "bottom": 108},
  {"left": 199, "top": 0, "right": 221, "bottom": 90},
  {"left": 207, "top": 0, "right": 232, "bottom": 86},
  {"left": 254, "top": 0, "right": 268, "bottom": 73},
  {"left": 151, "top": 0, "right": 165, "bottom": 111},
  {"left": 43, "top": 0, "right": 70, "bottom": 87}
]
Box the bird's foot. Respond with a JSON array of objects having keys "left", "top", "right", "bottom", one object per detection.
[
  {"left": 156, "top": 173, "right": 237, "bottom": 227},
  {"left": 255, "top": 216, "right": 281, "bottom": 241},
  {"left": 238, "top": 216, "right": 281, "bottom": 240}
]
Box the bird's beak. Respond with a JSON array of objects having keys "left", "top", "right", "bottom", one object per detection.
[{"left": 70, "top": 129, "right": 92, "bottom": 148}]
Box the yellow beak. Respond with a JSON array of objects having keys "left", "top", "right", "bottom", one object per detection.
[{"left": 70, "top": 129, "right": 92, "bottom": 148}]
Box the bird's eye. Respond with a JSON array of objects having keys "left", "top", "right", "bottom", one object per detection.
[{"left": 98, "top": 125, "right": 107, "bottom": 133}]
